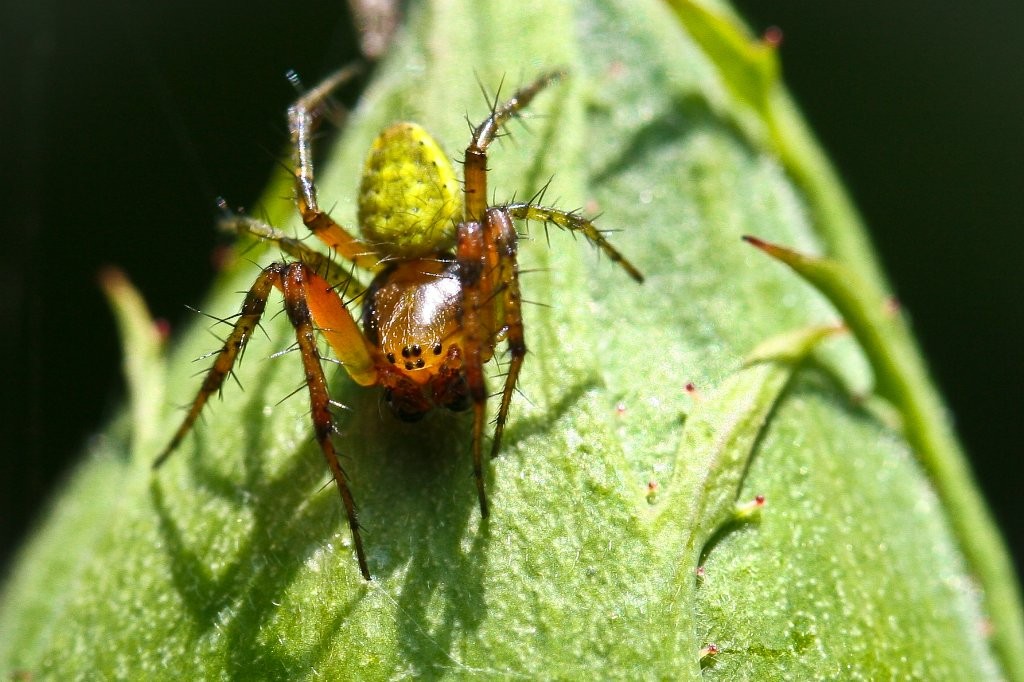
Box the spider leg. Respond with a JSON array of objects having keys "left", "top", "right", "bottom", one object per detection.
[
  {"left": 279, "top": 263, "right": 370, "bottom": 580},
  {"left": 504, "top": 203, "right": 644, "bottom": 283},
  {"left": 456, "top": 219, "right": 496, "bottom": 518},
  {"left": 221, "top": 214, "right": 367, "bottom": 300},
  {"left": 299, "top": 265, "right": 385, "bottom": 388},
  {"left": 154, "top": 263, "right": 282, "bottom": 468},
  {"left": 155, "top": 261, "right": 373, "bottom": 579},
  {"left": 485, "top": 208, "right": 526, "bottom": 461},
  {"left": 463, "top": 70, "right": 566, "bottom": 222},
  {"left": 288, "top": 65, "right": 383, "bottom": 271}
]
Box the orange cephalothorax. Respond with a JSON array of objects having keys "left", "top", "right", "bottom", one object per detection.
[
  {"left": 363, "top": 257, "right": 463, "bottom": 380},
  {"left": 362, "top": 256, "right": 472, "bottom": 420},
  {"left": 155, "top": 68, "right": 643, "bottom": 580}
]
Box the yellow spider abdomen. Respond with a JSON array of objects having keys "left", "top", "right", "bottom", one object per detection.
[{"left": 358, "top": 122, "right": 462, "bottom": 257}]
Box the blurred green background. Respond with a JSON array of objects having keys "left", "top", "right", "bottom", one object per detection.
[{"left": 3, "top": 0, "right": 1022, "bottom": 588}]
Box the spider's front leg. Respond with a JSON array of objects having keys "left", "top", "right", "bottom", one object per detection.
[
  {"left": 456, "top": 204, "right": 643, "bottom": 517},
  {"left": 279, "top": 264, "right": 371, "bottom": 580},
  {"left": 455, "top": 70, "right": 567, "bottom": 519},
  {"left": 155, "top": 261, "right": 373, "bottom": 580},
  {"left": 457, "top": 218, "right": 492, "bottom": 518},
  {"left": 456, "top": 208, "right": 527, "bottom": 518},
  {"left": 485, "top": 209, "right": 527, "bottom": 461},
  {"left": 154, "top": 264, "right": 281, "bottom": 466},
  {"left": 463, "top": 70, "right": 565, "bottom": 222}
]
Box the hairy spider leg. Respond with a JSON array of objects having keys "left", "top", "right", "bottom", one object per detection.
[
  {"left": 458, "top": 204, "right": 638, "bottom": 516},
  {"left": 504, "top": 203, "right": 645, "bottom": 284},
  {"left": 281, "top": 263, "right": 372, "bottom": 579},
  {"left": 453, "top": 70, "right": 565, "bottom": 518},
  {"left": 463, "top": 70, "right": 566, "bottom": 223},
  {"left": 155, "top": 261, "right": 374, "bottom": 579},
  {"left": 300, "top": 265, "right": 383, "bottom": 388},
  {"left": 288, "top": 65, "right": 384, "bottom": 272},
  {"left": 482, "top": 205, "right": 645, "bottom": 465},
  {"left": 459, "top": 69, "right": 644, "bottom": 282},
  {"left": 455, "top": 70, "right": 648, "bottom": 516},
  {"left": 456, "top": 217, "right": 496, "bottom": 517},
  {"left": 154, "top": 267, "right": 278, "bottom": 468},
  {"left": 484, "top": 209, "right": 527, "bottom": 463},
  {"left": 220, "top": 214, "right": 368, "bottom": 300}
]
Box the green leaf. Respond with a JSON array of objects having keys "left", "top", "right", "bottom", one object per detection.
[
  {"left": 3, "top": 0, "right": 1020, "bottom": 679},
  {"left": 741, "top": 235, "right": 1024, "bottom": 678}
]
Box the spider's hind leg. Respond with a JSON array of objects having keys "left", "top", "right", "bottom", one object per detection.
[
  {"left": 287, "top": 66, "right": 383, "bottom": 271},
  {"left": 505, "top": 203, "right": 644, "bottom": 283},
  {"left": 220, "top": 213, "right": 367, "bottom": 300}
]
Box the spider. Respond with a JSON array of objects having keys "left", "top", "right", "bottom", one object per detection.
[{"left": 154, "top": 67, "right": 644, "bottom": 580}]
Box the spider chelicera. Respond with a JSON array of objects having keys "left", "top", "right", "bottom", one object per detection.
[{"left": 154, "top": 67, "right": 644, "bottom": 579}]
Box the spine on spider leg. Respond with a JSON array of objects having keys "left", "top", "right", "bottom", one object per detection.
[
  {"left": 153, "top": 264, "right": 282, "bottom": 468},
  {"left": 473, "top": 69, "right": 566, "bottom": 149}
]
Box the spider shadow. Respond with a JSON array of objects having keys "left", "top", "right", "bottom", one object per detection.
[
  {"left": 152, "top": 359, "right": 496, "bottom": 673},
  {"left": 150, "top": 350, "right": 599, "bottom": 675},
  {"left": 360, "top": 371, "right": 601, "bottom": 674},
  {"left": 333, "top": 384, "right": 492, "bottom": 672},
  {"left": 150, "top": 355, "right": 364, "bottom": 676},
  {"left": 495, "top": 375, "right": 600, "bottom": 451}
]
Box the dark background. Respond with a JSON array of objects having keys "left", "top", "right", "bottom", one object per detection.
[{"left": 3, "top": 1, "right": 1021, "bottom": 585}]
